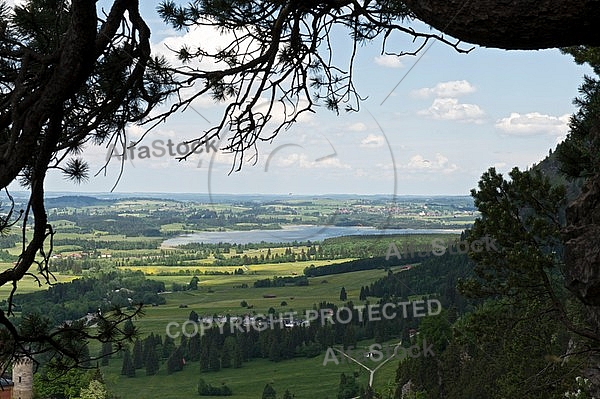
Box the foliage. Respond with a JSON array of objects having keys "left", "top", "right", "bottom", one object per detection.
[
  {"left": 261, "top": 383, "right": 277, "bottom": 399},
  {"left": 197, "top": 378, "right": 233, "bottom": 396},
  {"left": 78, "top": 379, "right": 109, "bottom": 399},
  {"left": 121, "top": 349, "right": 135, "bottom": 378},
  {"left": 337, "top": 373, "right": 360, "bottom": 399},
  {"left": 34, "top": 364, "right": 105, "bottom": 398},
  {"left": 391, "top": 165, "right": 593, "bottom": 398},
  {"left": 154, "top": 0, "right": 469, "bottom": 171},
  {"left": 0, "top": 0, "right": 173, "bottom": 365},
  {"left": 12, "top": 270, "right": 163, "bottom": 326},
  {"left": 556, "top": 75, "right": 600, "bottom": 179}
]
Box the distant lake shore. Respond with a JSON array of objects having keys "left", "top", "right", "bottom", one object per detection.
[{"left": 162, "top": 225, "right": 462, "bottom": 246}]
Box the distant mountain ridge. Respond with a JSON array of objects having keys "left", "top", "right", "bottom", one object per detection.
[{"left": 44, "top": 195, "right": 115, "bottom": 208}]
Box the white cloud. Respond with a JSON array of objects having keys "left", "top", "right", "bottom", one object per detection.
[
  {"left": 153, "top": 24, "right": 247, "bottom": 71},
  {"left": 347, "top": 122, "right": 367, "bottom": 132},
  {"left": 273, "top": 153, "right": 351, "bottom": 170},
  {"left": 404, "top": 154, "right": 458, "bottom": 174},
  {"left": 360, "top": 134, "right": 385, "bottom": 148},
  {"left": 374, "top": 55, "right": 403, "bottom": 68},
  {"left": 495, "top": 112, "right": 570, "bottom": 137},
  {"left": 413, "top": 80, "right": 476, "bottom": 98},
  {"left": 418, "top": 98, "right": 485, "bottom": 123},
  {"left": 3, "top": 0, "right": 25, "bottom": 7}
]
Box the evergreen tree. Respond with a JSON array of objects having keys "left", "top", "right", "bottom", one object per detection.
[
  {"left": 233, "top": 339, "right": 243, "bottom": 369},
  {"left": 262, "top": 383, "right": 277, "bottom": 399},
  {"left": 121, "top": 349, "right": 135, "bottom": 378},
  {"left": 146, "top": 350, "right": 160, "bottom": 375},
  {"left": 221, "top": 336, "right": 235, "bottom": 368},
  {"left": 162, "top": 335, "right": 176, "bottom": 359},
  {"left": 200, "top": 336, "right": 210, "bottom": 372},
  {"left": 80, "top": 344, "right": 91, "bottom": 368},
  {"left": 342, "top": 325, "right": 357, "bottom": 350},
  {"left": 188, "top": 275, "right": 199, "bottom": 290},
  {"left": 339, "top": 287, "right": 347, "bottom": 301},
  {"left": 133, "top": 339, "right": 144, "bottom": 369},
  {"left": 189, "top": 310, "right": 199, "bottom": 322},
  {"left": 187, "top": 333, "right": 201, "bottom": 362},
  {"left": 359, "top": 286, "right": 366, "bottom": 301},
  {"left": 167, "top": 346, "right": 185, "bottom": 374},
  {"left": 99, "top": 342, "right": 112, "bottom": 367},
  {"left": 179, "top": 335, "right": 189, "bottom": 359},
  {"left": 208, "top": 342, "right": 221, "bottom": 372},
  {"left": 337, "top": 373, "right": 359, "bottom": 399}
]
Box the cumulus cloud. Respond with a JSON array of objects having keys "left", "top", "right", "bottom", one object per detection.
[
  {"left": 360, "top": 134, "right": 385, "bottom": 148},
  {"left": 418, "top": 98, "right": 485, "bottom": 123},
  {"left": 404, "top": 154, "right": 458, "bottom": 174},
  {"left": 3, "top": 0, "right": 25, "bottom": 7},
  {"left": 153, "top": 24, "right": 245, "bottom": 71},
  {"left": 413, "top": 80, "right": 476, "bottom": 98},
  {"left": 272, "top": 153, "right": 351, "bottom": 170},
  {"left": 347, "top": 122, "right": 368, "bottom": 132},
  {"left": 495, "top": 112, "right": 570, "bottom": 136},
  {"left": 374, "top": 55, "right": 403, "bottom": 68}
]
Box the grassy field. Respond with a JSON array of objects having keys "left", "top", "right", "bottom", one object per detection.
[
  {"left": 0, "top": 262, "right": 77, "bottom": 295},
  {"left": 99, "top": 264, "right": 414, "bottom": 397},
  {"left": 128, "top": 263, "right": 408, "bottom": 336},
  {"left": 102, "top": 350, "right": 372, "bottom": 399}
]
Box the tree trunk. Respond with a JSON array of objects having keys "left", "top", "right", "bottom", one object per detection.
[{"left": 402, "top": 0, "right": 600, "bottom": 49}]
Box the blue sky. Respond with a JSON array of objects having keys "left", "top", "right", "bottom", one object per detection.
[{"left": 35, "top": 3, "right": 594, "bottom": 195}]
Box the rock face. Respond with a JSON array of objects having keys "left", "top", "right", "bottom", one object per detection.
[
  {"left": 563, "top": 173, "right": 600, "bottom": 395},
  {"left": 564, "top": 174, "right": 600, "bottom": 309},
  {"left": 564, "top": 171, "right": 600, "bottom": 399}
]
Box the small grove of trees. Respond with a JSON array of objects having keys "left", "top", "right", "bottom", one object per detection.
[
  {"left": 337, "top": 373, "right": 360, "bottom": 399},
  {"left": 197, "top": 378, "right": 232, "bottom": 396},
  {"left": 34, "top": 365, "right": 110, "bottom": 399},
  {"left": 120, "top": 332, "right": 163, "bottom": 377}
]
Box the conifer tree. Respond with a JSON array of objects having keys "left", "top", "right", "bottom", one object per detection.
[
  {"left": 121, "top": 349, "right": 135, "bottom": 378},
  {"left": 133, "top": 339, "right": 144, "bottom": 369},
  {"left": 167, "top": 346, "right": 184, "bottom": 374},
  {"left": 339, "top": 287, "right": 347, "bottom": 301},
  {"left": 145, "top": 347, "right": 159, "bottom": 376},
  {"left": 187, "top": 333, "right": 201, "bottom": 362},
  {"left": 162, "top": 335, "right": 176, "bottom": 359},
  {"left": 99, "top": 342, "right": 112, "bottom": 367},
  {"left": 262, "top": 384, "right": 276, "bottom": 399},
  {"left": 208, "top": 342, "right": 221, "bottom": 372},
  {"left": 221, "top": 336, "right": 236, "bottom": 369}
]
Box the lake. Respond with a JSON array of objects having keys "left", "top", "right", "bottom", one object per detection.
[{"left": 161, "top": 225, "right": 462, "bottom": 246}]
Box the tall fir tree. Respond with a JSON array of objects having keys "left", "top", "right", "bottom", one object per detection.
[
  {"left": 221, "top": 336, "right": 236, "bottom": 369},
  {"left": 99, "top": 342, "right": 112, "bottom": 367},
  {"left": 167, "top": 346, "right": 184, "bottom": 374},
  {"left": 162, "top": 335, "right": 176, "bottom": 359},
  {"left": 121, "top": 349, "right": 135, "bottom": 378},
  {"left": 339, "top": 287, "right": 347, "bottom": 301},
  {"left": 200, "top": 336, "right": 210, "bottom": 372},
  {"left": 145, "top": 347, "right": 160, "bottom": 376},
  {"left": 262, "top": 384, "right": 277, "bottom": 399},
  {"left": 187, "top": 334, "right": 201, "bottom": 362},
  {"left": 133, "top": 339, "right": 144, "bottom": 369},
  {"left": 233, "top": 339, "right": 243, "bottom": 369},
  {"left": 208, "top": 342, "right": 221, "bottom": 372}
]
